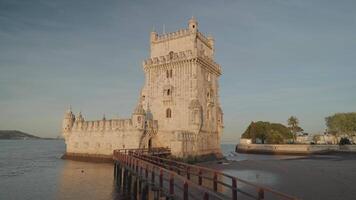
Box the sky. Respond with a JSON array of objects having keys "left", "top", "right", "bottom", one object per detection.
[{"left": 0, "top": 0, "right": 355, "bottom": 142}]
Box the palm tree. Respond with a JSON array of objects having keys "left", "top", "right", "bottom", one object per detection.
[{"left": 288, "top": 116, "right": 303, "bottom": 142}]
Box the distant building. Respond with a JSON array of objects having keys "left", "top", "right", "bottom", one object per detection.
[
  {"left": 240, "top": 138, "right": 252, "bottom": 144},
  {"left": 62, "top": 18, "right": 224, "bottom": 158},
  {"left": 296, "top": 133, "right": 312, "bottom": 144},
  {"left": 313, "top": 133, "right": 337, "bottom": 145}
]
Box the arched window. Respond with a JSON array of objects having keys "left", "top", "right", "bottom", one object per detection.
[
  {"left": 169, "top": 51, "right": 174, "bottom": 59},
  {"left": 166, "top": 69, "right": 173, "bottom": 78},
  {"left": 166, "top": 108, "right": 172, "bottom": 118},
  {"left": 167, "top": 89, "right": 171, "bottom": 96}
]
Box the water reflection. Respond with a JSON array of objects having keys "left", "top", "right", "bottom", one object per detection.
[{"left": 57, "top": 160, "right": 120, "bottom": 200}]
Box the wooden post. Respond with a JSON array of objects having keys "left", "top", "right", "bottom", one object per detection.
[
  {"left": 127, "top": 172, "right": 132, "bottom": 194},
  {"left": 186, "top": 167, "right": 190, "bottom": 180},
  {"left": 133, "top": 176, "right": 138, "bottom": 200},
  {"left": 213, "top": 172, "right": 218, "bottom": 192},
  {"left": 232, "top": 178, "right": 237, "bottom": 200},
  {"left": 169, "top": 173, "right": 174, "bottom": 196},
  {"left": 136, "top": 160, "right": 139, "bottom": 173},
  {"left": 198, "top": 169, "right": 203, "bottom": 185},
  {"left": 142, "top": 183, "right": 149, "bottom": 200},
  {"left": 140, "top": 165, "right": 143, "bottom": 177},
  {"left": 114, "top": 163, "right": 117, "bottom": 180},
  {"left": 118, "top": 164, "right": 122, "bottom": 188},
  {"left": 138, "top": 180, "right": 142, "bottom": 194},
  {"left": 258, "top": 188, "right": 264, "bottom": 199},
  {"left": 151, "top": 167, "right": 155, "bottom": 184},
  {"left": 159, "top": 169, "right": 163, "bottom": 188},
  {"left": 145, "top": 165, "right": 149, "bottom": 180},
  {"left": 153, "top": 189, "right": 159, "bottom": 200},
  {"left": 203, "top": 192, "right": 209, "bottom": 200},
  {"left": 123, "top": 169, "right": 128, "bottom": 193},
  {"left": 183, "top": 182, "right": 188, "bottom": 200}
]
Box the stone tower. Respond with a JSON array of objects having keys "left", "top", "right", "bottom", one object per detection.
[{"left": 141, "top": 17, "right": 223, "bottom": 156}]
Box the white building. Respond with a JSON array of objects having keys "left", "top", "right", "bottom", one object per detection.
[{"left": 62, "top": 18, "right": 224, "bottom": 158}]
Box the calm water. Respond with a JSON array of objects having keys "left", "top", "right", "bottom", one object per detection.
[
  {"left": 1, "top": 140, "right": 239, "bottom": 200},
  {"left": 0, "top": 140, "right": 118, "bottom": 200},
  {"left": 2, "top": 141, "right": 355, "bottom": 200}
]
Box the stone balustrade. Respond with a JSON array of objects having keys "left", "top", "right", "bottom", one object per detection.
[
  {"left": 72, "top": 118, "right": 133, "bottom": 132},
  {"left": 143, "top": 50, "right": 221, "bottom": 73}
]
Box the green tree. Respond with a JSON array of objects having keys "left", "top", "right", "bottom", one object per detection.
[
  {"left": 287, "top": 116, "right": 304, "bottom": 142},
  {"left": 241, "top": 121, "right": 293, "bottom": 144},
  {"left": 325, "top": 112, "right": 356, "bottom": 138}
]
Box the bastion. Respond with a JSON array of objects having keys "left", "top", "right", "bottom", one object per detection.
[{"left": 62, "top": 18, "right": 224, "bottom": 160}]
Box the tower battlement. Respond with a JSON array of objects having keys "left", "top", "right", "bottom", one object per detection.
[
  {"left": 151, "top": 29, "right": 213, "bottom": 48},
  {"left": 149, "top": 17, "right": 215, "bottom": 59}
]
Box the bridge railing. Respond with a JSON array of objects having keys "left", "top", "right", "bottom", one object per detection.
[
  {"left": 127, "top": 151, "right": 298, "bottom": 200},
  {"left": 114, "top": 150, "right": 225, "bottom": 200}
]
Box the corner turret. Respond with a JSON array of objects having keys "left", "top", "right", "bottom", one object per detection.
[
  {"left": 188, "top": 16, "right": 198, "bottom": 33},
  {"left": 62, "top": 106, "right": 75, "bottom": 133},
  {"left": 150, "top": 31, "right": 157, "bottom": 43},
  {"left": 132, "top": 101, "right": 146, "bottom": 129},
  {"left": 76, "top": 112, "right": 84, "bottom": 122}
]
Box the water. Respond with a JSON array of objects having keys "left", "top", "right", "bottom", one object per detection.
[
  {"left": 1, "top": 141, "right": 356, "bottom": 200},
  {"left": 0, "top": 141, "right": 237, "bottom": 200},
  {"left": 0, "top": 140, "right": 117, "bottom": 200}
]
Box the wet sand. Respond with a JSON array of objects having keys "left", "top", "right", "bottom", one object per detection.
[{"left": 203, "top": 153, "right": 356, "bottom": 200}]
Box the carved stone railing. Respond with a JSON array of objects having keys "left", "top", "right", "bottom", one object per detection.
[{"left": 143, "top": 50, "right": 221, "bottom": 74}]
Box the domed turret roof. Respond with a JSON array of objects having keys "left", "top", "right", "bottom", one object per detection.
[
  {"left": 145, "top": 104, "right": 153, "bottom": 121},
  {"left": 133, "top": 102, "right": 145, "bottom": 115},
  {"left": 64, "top": 107, "right": 75, "bottom": 119}
]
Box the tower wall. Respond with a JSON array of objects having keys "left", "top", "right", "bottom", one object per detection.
[{"left": 141, "top": 18, "right": 223, "bottom": 157}]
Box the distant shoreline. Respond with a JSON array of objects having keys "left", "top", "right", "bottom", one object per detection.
[
  {"left": 236, "top": 143, "right": 356, "bottom": 155},
  {"left": 0, "top": 130, "right": 61, "bottom": 140}
]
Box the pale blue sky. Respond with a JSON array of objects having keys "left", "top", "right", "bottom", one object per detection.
[{"left": 0, "top": 0, "right": 355, "bottom": 142}]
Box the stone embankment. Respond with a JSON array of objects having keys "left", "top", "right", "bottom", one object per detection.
[{"left": 236, "top": 144, "right": 356, "bottom": 155}]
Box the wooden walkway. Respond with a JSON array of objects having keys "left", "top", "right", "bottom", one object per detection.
[{"left": 113, "top": 148, "right": 298, "bottom": 200}]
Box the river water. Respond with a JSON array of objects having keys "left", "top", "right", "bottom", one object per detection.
[{"left": 1, "top": 140, "right": 356, "bottom": 200}]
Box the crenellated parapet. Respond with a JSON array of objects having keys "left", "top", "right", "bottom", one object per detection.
[
  {"left": 152, "top": 29, "right": 190, "bottom": 43},
  {"left": 71, "top": 118, "right": 135, "bottom": 132},
  {"left": 151, "top": 29, "right": 213, "bottom": 50}
]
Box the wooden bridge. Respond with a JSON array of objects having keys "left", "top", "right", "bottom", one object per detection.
[{"left": 113, "top": 148, "right": 298, "bottom": 200}]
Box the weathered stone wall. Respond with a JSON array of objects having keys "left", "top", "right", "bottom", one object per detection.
[{"left": 65, "top": 129, "right": 143, "bottom": 156}]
